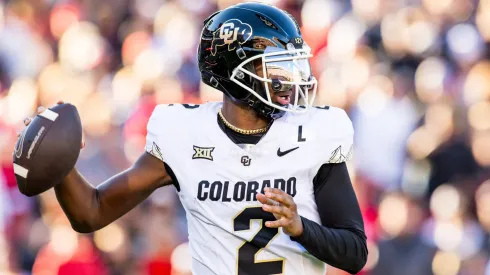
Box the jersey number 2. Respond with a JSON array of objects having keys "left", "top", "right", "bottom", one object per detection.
[{"left": 233, "top": 207, "right": 284, "bottom": 275}]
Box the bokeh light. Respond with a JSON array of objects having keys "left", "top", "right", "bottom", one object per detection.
[
  {"left": 0, "top": 235, "right": 8, "bottom": 271},
  {"left": 476, "top": 180, "right": 490, "bottom": 232},
  {"left": 381, "top": 7, "right": 436, "bottom": 56},
  {"left": 447, "top": 23, "right": 483, "bottom": 63},
  {"left": 134, "top": 0, "right": 162, "bottom": 20},
  {"left": 468, "top": 101, "right": 490, "bottom": 131},
  {"left": 38, "top": 63, "right": 95, "bottom": 107},
  {"left": 351, "top": 0, "right": 381, "bottom": 23},
  {"left": 154, "top": 2, "right": 180, "bottom": 34},
  {"left": 112, "top": 67, "right": 143, "bottom": 117},
  {"left": 340, "top": 54, "right": 371, "bottom": 91},
  {"left": 463, "top": 61, "right": 490, "bottom": 105},
  {"left": 422, "top": 0, "right": 453, "bottom": 15},
  {"left": 79, "top": 92, "right": 112, "bottom": 137},
  {"left": 301, "top": 0, "right": 335, "bottom": 30},
  {"left": 59, "top": 22, "right": 104, "bottom": 71},
  {"left": 424, "top": 103, "right": 454, "bottom": 141},
  {"left": 471, "top": 131, "right": 490, "bottom": 167},
  {"left": 447, "top": 24, "right": 479, "bottom": 55},
  {"left": 3, "top": 78, "right": 37, "bottom": 123},
  {"left": 133, "top": 49, "right": 165, "bottom": 83},
  {"left": 415, "top": 57, "right": 446, "bottom": 103},
  {"left": 170, "top": 242, "right": 192, "bottom": 274},
  {"left": 49, "top": 4, "right": 80, "bottom": 39},
  {"left": 407, "top": 126, "right": 439, "bottom": 160},
  {"left": 433, "top": 221, "right": 463, "bottom": 251},
  {"left": 154, "top": 4, "right": 198, "bottom": 55},
  {"left": 476, "top": 0, "right": 490, "bottom": 41},
  {"left": 122, "top": 31, "right": 152, "bottom": 66},
  {"left": 94, "top": 223, "right": 126, "bottom": 253},
  {"left": 50, "top": 225, "right": 78, "bottom": 256},
  {"left": 408, "top": 102, "right": 454, "bottom": 160},
  {"left": 405, "top": 20, "right": 437, "bottom": 54},
  {"left": 38, "top": 63, "right": 68, "bottom": 104},
  {"left": 430, "top": 184, "right": 462, "bottom": 220},
  {"left": 178, "top": 0, "right": 210, "bottom": 13},
  {"left": 378, "top": 193, "right": 409, "bottom": 237},
  {"left": 432, "top": 251, "right": 461, "bottom": 275},
  {"left": 155, "top": 78, "right": 185, "bottom": 104},
  {"left": 0, "top": 4, "right": 4, "bottom": 32},
  {"left": 327, "top": 14, "right": 366, "bottom": 61},
  {"left": 357, "top": 75, "right": 393, "bottom": 117},
  {"left": 363, "top": 240, "right": 379, "bottom": 271}
]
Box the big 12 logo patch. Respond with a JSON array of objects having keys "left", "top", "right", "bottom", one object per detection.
[{"left": 211, "top": 19, "right": 253, "bottom": 56}]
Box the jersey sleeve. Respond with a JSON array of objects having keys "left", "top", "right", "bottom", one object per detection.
[
  {"left": 144, "top": 103, "right": 200, "bottom": 165},
  {"left": 318, "top": 107, "right": 354, "bottom": 164},
  {"left": 145, "top": 105, "right": 168, "bottom": 162}
]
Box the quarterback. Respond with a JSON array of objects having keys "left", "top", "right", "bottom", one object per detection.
[{"left": 21, "top": 3, "right": 367, "bottom": 275}]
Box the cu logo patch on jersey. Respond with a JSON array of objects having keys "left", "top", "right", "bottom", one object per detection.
[
  {"left": 241, "top": 156, "right": 251, "bottom": 166},
  {"left": 211, "top": 19, "right": 253, "bottom": 56}
]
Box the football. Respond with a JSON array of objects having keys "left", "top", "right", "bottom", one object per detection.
[{"left": 13, "top": 103, "right": 83, "bottom": 197}]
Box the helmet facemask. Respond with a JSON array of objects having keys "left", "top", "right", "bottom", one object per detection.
[{"left": 230, "top": 45, "right": 318, "bottom": 115}]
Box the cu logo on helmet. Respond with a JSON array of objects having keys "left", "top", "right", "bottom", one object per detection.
[{"left": 211, "top": 19, "right": 252, "bottom": 56}]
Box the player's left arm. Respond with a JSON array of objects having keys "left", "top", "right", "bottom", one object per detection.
[
  {"left": 257, "top": 163, "right": 368, "bottom": 274},
  {"left": 303, "top": 162, "right": 368, "bottom": 274}
]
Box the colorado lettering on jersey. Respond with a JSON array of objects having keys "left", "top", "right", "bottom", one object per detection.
[{"left": 197, "top": 177, "right": 297, "bottom": 202}]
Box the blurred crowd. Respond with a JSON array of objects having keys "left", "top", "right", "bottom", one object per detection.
[{"left": 0, "top": 0, "right": 490, "bottom": 274}]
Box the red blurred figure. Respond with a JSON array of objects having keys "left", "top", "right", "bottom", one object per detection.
[
  {"left": 33, "top": 237, "right": 109, "bottom": 275},
  {"left": 143, "top": 256, "right": 172, "bottom": 275}
]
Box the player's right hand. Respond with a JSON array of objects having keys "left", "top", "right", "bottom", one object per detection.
[{"left": 19, "top": 100, "right": 85, "bottom": 149}]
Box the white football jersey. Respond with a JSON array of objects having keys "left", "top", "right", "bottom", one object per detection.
[{"left": 145, "top": 102, "right": 353, "bottom": 275}]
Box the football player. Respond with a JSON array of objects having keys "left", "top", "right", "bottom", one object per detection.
[{"left": 21, "top": 3, "right": 367, "bottom": 275}]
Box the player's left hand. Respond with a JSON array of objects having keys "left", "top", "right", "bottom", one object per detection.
[{"left": 256, "top": 187, "right": 303, "bottom": 238}]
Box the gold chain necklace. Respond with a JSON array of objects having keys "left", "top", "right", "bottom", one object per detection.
[{"left": 218, "top": 109, "right": 268, "bottom": 135}]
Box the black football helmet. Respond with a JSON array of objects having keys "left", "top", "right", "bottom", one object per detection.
[{"left": 198, "top": 2, "right": 317, "bottom": 119}]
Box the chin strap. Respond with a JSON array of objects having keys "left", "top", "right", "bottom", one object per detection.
[{"left": 246, "top": 98, "right": 283, "bottom": 120}]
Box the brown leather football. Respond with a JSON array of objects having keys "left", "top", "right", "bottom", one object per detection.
[{"left": 13, "top": 103, "right": 82, "bottom": 196}]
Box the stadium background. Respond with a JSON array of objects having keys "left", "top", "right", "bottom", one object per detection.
[{"left": 0, "top": 0, "right": 490, "bottom": 274}]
